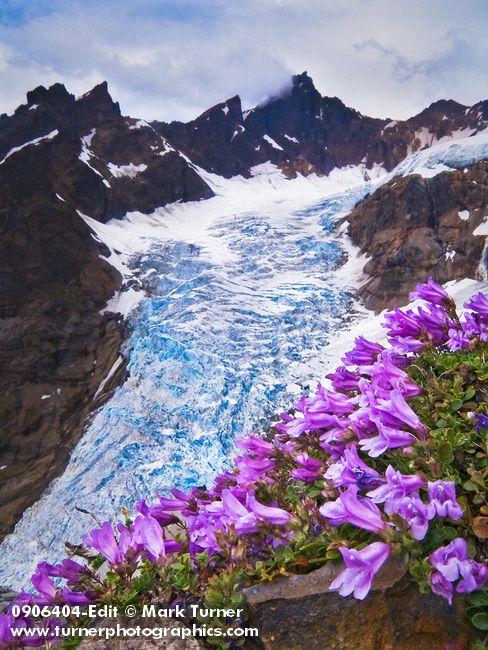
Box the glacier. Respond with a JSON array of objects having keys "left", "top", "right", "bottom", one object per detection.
[{"left": 1, "top": 134, "right": 487, "bottom": 590}]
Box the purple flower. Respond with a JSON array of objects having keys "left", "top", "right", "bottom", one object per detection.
[
  {"left": 318, "top": 417, "right": 351, "bottom": 446},
  {"left": 31, "top": 567, "right": 92, "bottom": 611},
  {"left": 277, "top": 391, "right": 351, "bottom": 438},
  {"left": 82, "top": 521, "right": 134, "bottom": 566},
  {"left": 156, "top": 489, "right": 192, "bottom": 512},
  {"left": 235, "top": 455, "right": 276, "bottom": 484},
  {"left": 0, "top": 612, "right": 13, "bottom": 646},
  {"left": 275, "top": 408, "right": 311, "bottom": 437},
  {"left": 37, "top": 559, "right": 89, "bottom": 586},
  {"left": 416, "top": 304, "right": 452, "bottom": 343},
  {"left": 430, "top": 571, "right": 454, "bottom": 604},
  {"left": 388, "top": 336, "right": 426, "bottom": 355},
  {"left": 429, "top": 538, "right": 488, "bottom": 603},
  {"left": 446, "top": 327, "right": 470, "bottom": 351},
  {"left": 325, "top": 366, "right": 360, "bottom": 393},
  {"left": 373, "top": 389, "right": 425, "bottom": 432},
  {"left": 0, "top": 612, "right": 53, "bottom": 648},
  {"left": 82, "top": 522, "right": 118, "bottom": 564},
  {"left": 247, "top": 492, "right": 292, "bottom": 526},
  {"left": 235, "top": 436, "right": 275, "bottom": 457},
  {"left": 383, "top": 307, "right": 422, "bottom": 339},
  {"left": 60, "top": 588, "right": 94, "bottom": 605},
  {"left": 307, "top": 384, "right": 355, "bottom": 416},
  {"left": 397, "top": 494, "right": 430, "bottom": 540},
  {"left": 461, "top": 311, "right": 483, "bottom": 338},
  {"left": 320, "top": 485, "right": 386, "bottom": 533},
  {"left": 475, "top": 413, "right": 488, "bottom": 432},
  {"left": 31, "top": 570, "right": 57, "bottom": 604},
  {"left": 291, "top": 453, "right": 323, "bottom": 483},
  {"left": 359, "top": 422, "right": 417, "bottom": 458},
  {"left": 220, "top": 489, "right": 258, "bottom": 535},
  {"left": 456, "top": 560, "right": 488, "bottom": 593},
  {"left": 187, "top": 512, "right": 222, "bottom": 554},
  {"left": 135, "top": 499, "right": 179, "bottom": 527},
  {"left": 427, "top": 481, "right": 464, "bottom": 520},
  {"left": 207, "top": 471, "right": 239, "bottom": 498},
  {"left": 342, "top": 337, "right": 384, "bottom": 367},
  {"left": 132, "top": 515, "right": 167, "bottom": 561},
  {"left": 367, "top": 465, "right": 425, "bottom": 514},
  {"left": 276, "top": 406, "right": 344, "bottom": 437},
  {"left": 464, "top": 291, "right": 488, "bottom": 318},
  {"left": 349, "top": 408, "right": 377, "bottom": 438},
  {"left": 409, "top": 277, "right": 450, "bottom": 305},
  {"left": 329, "top": 542, "right": 391, "bottom": 600},
  {"left": 325, "top": 445, "right": 381, "bottom": 489},
  {"left": 430, "top": 538, "right": 467, "bottom": 582},
  {"left": 370, "top": 352, "right": 421, "bottom": 397}
]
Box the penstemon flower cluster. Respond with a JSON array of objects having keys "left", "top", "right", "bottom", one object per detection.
[{"left": 1, "top": 278, "right": 487, "bottom": 647}]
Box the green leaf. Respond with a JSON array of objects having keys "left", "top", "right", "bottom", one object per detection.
[
  {"left": 438, "top": 443, "right": 454, "bottom": 464},
  {"left": 467, "top": 591, "right": 488, "bottom": 607},
  {"left": 464, "top": 387, "right": 476, "bottom": 401},
  {"left": 325, "top": 550, "right": 340, "bottom": 560},
  {"left": 463, "top": 480, "right": 479, "bottom": 492},
  {"left": 450, "top": 399, "right": 463, "bottom": 412},
  {"left": 443, "top": 526, "right": 458, "bottom": 541},
  {"left": 471, "top": 612, "right": 488, "bottom": 631}
]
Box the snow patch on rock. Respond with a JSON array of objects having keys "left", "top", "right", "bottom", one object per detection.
[
  {"left": 0, "top": 129, "right": 59, "bottom": 165},
  {"left": 263, "top": 134, "right": 284, "bottom": 151},
  {"left": 107, "top": 162, "right": 148, "bottom": 178}
]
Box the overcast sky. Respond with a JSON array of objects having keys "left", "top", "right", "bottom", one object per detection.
[{"left": 0, "top": 0, "right": 487, "bottom": 122}]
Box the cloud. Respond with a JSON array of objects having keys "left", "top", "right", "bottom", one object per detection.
[{"left": 0, "top": 0, "right": 487, "bottom": 122}]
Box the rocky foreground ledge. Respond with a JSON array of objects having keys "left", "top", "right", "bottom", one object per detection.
[{"left": 78, "top": 561, "right": 477, "bottom": 650}]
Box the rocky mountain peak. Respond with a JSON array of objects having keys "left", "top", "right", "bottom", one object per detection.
[
  {"left": 413, "top": 98, "right": 468, "bottom": 122},
  {"left": 194, "top": 93, "right": 243, "bottom": 126},
  {"left": 25, "top": 82, "right": 73, "bottom": 109},
  {"left": 75, "top": 81, "right": 121, "bottom": 124},
  {"left": 470, "top": 99, "right": 488, "bottom": 120},
  {"left": 291, "top": 71, "right": 318, "bottom": 92},
  {"left": 280, "top": 71, "right": 322, "bottom": 115}
]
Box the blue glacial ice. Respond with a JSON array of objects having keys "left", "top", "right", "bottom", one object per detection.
[
  {"left": 0, "top": 178, "right": 370, "bottom": 588},
  {"left": 1, "top": 129, "right": 488, "bottom": 589}
]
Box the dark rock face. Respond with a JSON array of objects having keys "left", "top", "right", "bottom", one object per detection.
[
  {"left": 0, "top": 191, "right": 124, "bottom": 538},
  {"left": 346, "top": 162, "right": 488, "bottom": 310},
  {"left": 0, "top": 81, "right": 213, "bottom": 223}
]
